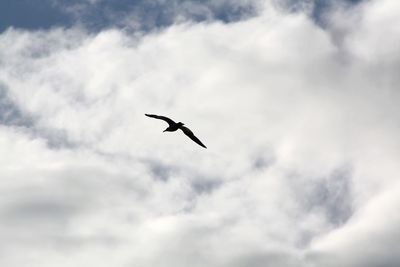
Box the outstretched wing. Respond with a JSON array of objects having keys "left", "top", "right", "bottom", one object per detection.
[
  {"left": 179, "top": 125, "right": 207, "bottom": 148},
  {"left": 145, "top": 114, "right": 175, "bottom": 126}
]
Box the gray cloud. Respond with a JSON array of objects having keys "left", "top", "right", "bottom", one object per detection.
[
  {"left": 0, "top": 85, "right": 33, "bottom": 127},
  {"left": 0, "top": 84, "right": 76, "bottom": 149}
]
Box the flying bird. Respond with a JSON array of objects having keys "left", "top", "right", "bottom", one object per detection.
[{"left": 145, "top": 114, "right": 207, "bottom": 148}]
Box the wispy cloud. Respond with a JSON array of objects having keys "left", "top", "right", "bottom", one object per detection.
[{"left": 50, "top": 0, "right": 261, "bottom": 31}]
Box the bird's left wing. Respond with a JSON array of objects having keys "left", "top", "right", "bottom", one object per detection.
[
  {"left": 179, "top": 126, "right": 207, "bottom": 148},
  {"left": 145, "top": 114, "right": 175, "bottom": 126}
]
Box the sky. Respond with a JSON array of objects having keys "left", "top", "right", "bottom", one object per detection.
[{"left": 1, "top": 0, "right": 400, "bottom": 266}]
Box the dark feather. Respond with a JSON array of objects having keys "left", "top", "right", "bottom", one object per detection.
[
  {"left": 179, "top": 125, "right": 207, "bottom": 148},
  {"left": 145, "top": 114, "right": 175, "bottom": 126}
]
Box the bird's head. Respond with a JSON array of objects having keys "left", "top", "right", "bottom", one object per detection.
[{"left": 178, "top": 122, "right": 184, "bottom": 126}]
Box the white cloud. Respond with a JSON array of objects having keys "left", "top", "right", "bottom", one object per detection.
[{"left": 0, "top": 0, "right": 400, "bottom": 266}]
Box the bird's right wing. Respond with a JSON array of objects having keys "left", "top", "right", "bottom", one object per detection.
[
  {"left": 145, "top": 114, "right": 175, "bottom": 126},
  {"left": 180, "top": 126, "right": 207, "bottom": 148}
]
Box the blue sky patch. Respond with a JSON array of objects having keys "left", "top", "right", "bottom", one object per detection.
[
  {"left": 0, "top": 1, "right": 70, "bottom": 32},
  {"left": 0, "top": 0, "right": 365, "bottom": 33}
]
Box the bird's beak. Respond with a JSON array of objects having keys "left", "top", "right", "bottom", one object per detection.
[{"left": 163, "top": 130, "right": 167, "bottom": 132}]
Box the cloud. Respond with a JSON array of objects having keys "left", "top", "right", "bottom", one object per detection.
[
  {"left": 0, "top": 0, "right": 400, "bottom": 266},
  {"left": 308, "top": 185, "right": 400, "bottom": 267},
  {"left": 50, "top": 0, "right": 261, "bottom": 31}
]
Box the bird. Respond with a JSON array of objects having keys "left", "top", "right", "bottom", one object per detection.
[{"left": 145, "top": 114, "right": 207, "bottom": 148}]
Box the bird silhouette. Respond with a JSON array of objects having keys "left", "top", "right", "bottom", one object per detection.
[{"left": 145, "top": 114, "right": 207, "bottom": 148}]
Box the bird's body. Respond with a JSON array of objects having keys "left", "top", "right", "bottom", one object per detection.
[
  {"left": 163, "top": 122, "right": 184, "bottom": 132},
  {"left": 145, "top": 114, "right": 207, "bottom": 148}
]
